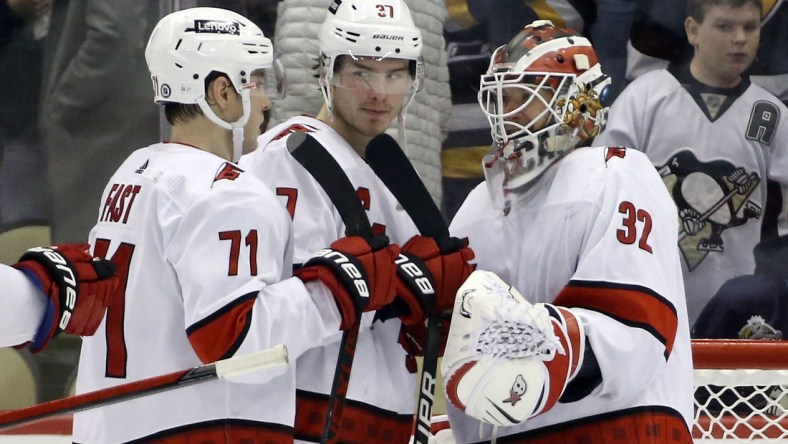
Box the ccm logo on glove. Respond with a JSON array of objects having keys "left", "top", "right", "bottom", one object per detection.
[{"left": 311, "top": 248, "right": 369, "bottom": 298}]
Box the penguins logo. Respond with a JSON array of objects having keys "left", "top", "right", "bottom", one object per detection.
[{"left": 657, "top": 149, "right": 761, "bottom": 270}]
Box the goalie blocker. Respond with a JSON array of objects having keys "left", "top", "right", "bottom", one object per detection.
[{"left": 441, "top": 270, "right": 592, "bottom": 425}]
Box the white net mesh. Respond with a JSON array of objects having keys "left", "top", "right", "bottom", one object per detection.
[
  {"left": 694, "top": 369, "right": 788, "bottom": 440},
  {"left": 693, "top": 340, "right": 788, "bottom": 442}
]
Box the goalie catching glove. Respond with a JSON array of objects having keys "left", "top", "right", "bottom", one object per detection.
[
  {"left": 295, "top": 235, "right": 399, "bottom": 330},
  {"left": 378, "top": 235, "right": 475, "bottom": 326},
  {"left": 440, "top": 270, "right": 586, "bottom": 426},
  {"left": 13, "top": 244, "right": 119, "bottom": 353}
]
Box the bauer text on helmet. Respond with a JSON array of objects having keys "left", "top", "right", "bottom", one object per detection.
[{"left": 318, "top": 0, "right": 424, "bottom": 113}]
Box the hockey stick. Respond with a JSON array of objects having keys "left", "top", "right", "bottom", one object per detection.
[
  {"left": 286, "top": 132, "right": 373, "bottom": 444},
  {"left": 0, "top": 344, "right": 288, "bottom": 430},
  {"left": 365, "top": 133, "right": 450, "bottom": 444}
]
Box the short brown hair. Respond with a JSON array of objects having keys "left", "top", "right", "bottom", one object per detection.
[{"left": 686, "top": 0, "right": 762, "bottom": 22}]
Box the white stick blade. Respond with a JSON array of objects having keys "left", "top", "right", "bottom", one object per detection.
[{"left": 215, "top": 344, "right": 288, "bottom": 379}]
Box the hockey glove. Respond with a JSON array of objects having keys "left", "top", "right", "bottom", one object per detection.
[
  {"left": 380, "top": 235, "right": 474, "bottom": 326},
  {"left": 441, "top": 270, "right": 586, "bottom": 426},
  {"left": 13, "top": 244, "right": 119, "bottom": 353},
  {"left": 295, "top": 236, "right": 399, "bottom": 330}
]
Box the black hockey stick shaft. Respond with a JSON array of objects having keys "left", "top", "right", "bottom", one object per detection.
[
  {"left": 365, "top": 133, "right": 449, "bottom": 443},
  {"left": 365, "top": 135, "right": 449, "bottom": 241},
  {"left": 0, "top": 345, "right": 288, "bottom": 430},
  {"left": 287, "top": 132, "right": 372, "bottom": 444}
]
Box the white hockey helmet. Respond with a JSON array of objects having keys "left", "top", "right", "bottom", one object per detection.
[
  {"left": 317, "top": 0, "right": 424, "bottom": 113},
  {"left": 479, "top": 20, "right": 611, "bottom": 197},
  {"left": 145, "top": 7, "right": 283, "bottom": 161}
]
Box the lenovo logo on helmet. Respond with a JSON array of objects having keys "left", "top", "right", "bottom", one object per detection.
[
  {"left": 193, "top": 19, "right": 241, "bottom": 35},
  {"left": 373, "top": 34, "right": 404, "bottom": 41}
]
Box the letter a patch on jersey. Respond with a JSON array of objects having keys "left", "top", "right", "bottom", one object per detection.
[{"left": 214, "top": 162, "right": 244, "bottom": 183}]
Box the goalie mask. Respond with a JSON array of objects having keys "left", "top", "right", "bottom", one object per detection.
[
  {"left": 318, "top": 0, "right": 424, "bottom": 120},
  {"left": 145, "top": 7, "right": 285, "bottom": 162},
  {"left": 478, "top": 20, "right": 611, "bottom": 205}
]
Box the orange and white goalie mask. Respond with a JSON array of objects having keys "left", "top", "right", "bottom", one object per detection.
[{"left": 478, "top": 20, "right": 611, "bottom": 208}]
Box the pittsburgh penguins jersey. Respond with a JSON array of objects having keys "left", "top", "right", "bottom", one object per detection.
[
  {"left": 448, "top": 146, "right": 693, "bottom": 443},
  {"left": 239, "top": 115, "right": 421, "bottom": 443},
  {"left": 73, "top": 143, "right": 341, "bottom": 443},
  {"left": 596, "top": 64, "right": 788, "bottom": 326},
  {"left": 0, "top": 264, "right": 45, "bottom": 347}
]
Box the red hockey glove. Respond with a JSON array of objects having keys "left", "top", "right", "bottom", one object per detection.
[
  {"left": 295, "top": 236, "right": 399, "bottom": 330},
  {"left": 13, "top": 244, "right": 119, "bottom": 353},
  {"left": 390, "top": 235, "right": 474, "bottom": 325}
]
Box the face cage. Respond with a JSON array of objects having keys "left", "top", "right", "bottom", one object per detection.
[
  {"left": 478, "top": 72, "right": 574, "bottom": 151},
  {"left": 478, "top": 73, "right": 583, "bottom": 208}
]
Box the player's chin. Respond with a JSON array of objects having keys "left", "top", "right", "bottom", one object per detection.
[
  {"left": 444, "top": 356, "right": 545, "bottom": 427},
  {"left": 361, "top": 121, "right": 392, "bottom": 138}
]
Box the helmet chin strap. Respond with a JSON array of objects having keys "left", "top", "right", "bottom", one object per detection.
[
  {"left": 196, "top": 89, "right": 252, "bottom": 163},
  {"left": 319, "top": 74, "right": 335, "bottom": 119}
]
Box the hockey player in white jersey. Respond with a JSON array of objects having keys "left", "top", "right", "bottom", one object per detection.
[
  {"left": 440, "top": 21, "right": 694, "bottom": 443},
  {"left": 240, "top": 0, "right": 474, "bottom": 441},
  {"left": 73, "top": 7, "right": 403, "bottom": 443},
  {"left": 0, "top": 244, "right": 117, "bottom": 352},
  {"left": 596, "top": 0, "right": 788, "bottom": 327}
]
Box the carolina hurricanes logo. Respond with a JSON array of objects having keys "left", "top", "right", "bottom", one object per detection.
[
  {"left": 272, "top": 123, "right": 318, "bottom": 141},
  {"left": 605, "top": 147, "right": 627, "bottom": 163},
  {"left": 214, "top": 162, "right": 244, "bottom": 183},
  {"left": 502, "top": 374, "right": 527, "bottom": 406}
]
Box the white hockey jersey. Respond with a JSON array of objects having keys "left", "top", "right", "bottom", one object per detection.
[
  {"left": 448, "top": 146, "right": 694, "bottom": 443},
  {"left": 73, "top": 143, "right": 342, "bottom": 443},
  {"left": 596, "top": 65, "right": 788, "bottom": 325},
  {"left": 0, "top": 264, "right": 45, "bottom": 347},
  {"left": 240, "top": 115, "right": 421, "bottom": 443}
]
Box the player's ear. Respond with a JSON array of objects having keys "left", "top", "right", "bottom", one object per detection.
[
  {"left": 206, "top": 75, "right": 235, "bottom": 108},
  {"left": 684, "top": 16, "right": 700, "bottom": 47}
]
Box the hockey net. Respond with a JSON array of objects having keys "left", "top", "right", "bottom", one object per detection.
[
  {"left": 2, "top": 340, "right": 788, "bottom": 443},
  {"left": 693, "top": 339, "right": 788, "bottom": 442}
]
